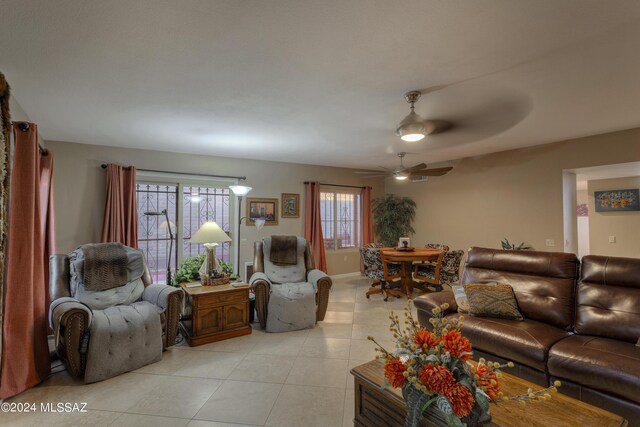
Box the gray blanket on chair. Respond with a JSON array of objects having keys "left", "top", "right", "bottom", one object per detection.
[{"left": 84, "top": 301, "right": 163, "bottom": 383}]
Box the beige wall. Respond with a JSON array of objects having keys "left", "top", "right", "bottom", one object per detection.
[
  {"left": 576, "top": 189, "right": 590, "bottom": 259},
  {"left": 587, "top": 177, "right": 640, "bottom": 258},
  {"left": 386, "top": 128, "right": 640, "bottom": 255},
  {"left": 46, "top": 140, "right": 384, "bottom": 277}
]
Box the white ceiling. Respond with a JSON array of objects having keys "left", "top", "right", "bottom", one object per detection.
[{"left": 2, "top": 1, "right": 640, "bottom": 169}]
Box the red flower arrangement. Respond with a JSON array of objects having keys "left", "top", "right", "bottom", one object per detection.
[{"left": 368, "top": 302, "right": 561, "bottom": 427}]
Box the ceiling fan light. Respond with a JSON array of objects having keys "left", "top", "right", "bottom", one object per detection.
[
  {"left": 395, "top": 175, "right": 408, "bottom": 181},
  {"left": 401, "top": 133, "right": 425, "bottom": 142},
  {"left": 396, "top": 111, "right": 426, "bottom": 142}
]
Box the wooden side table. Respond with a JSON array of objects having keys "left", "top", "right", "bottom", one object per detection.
[{"left": 180, "top": 282, "right": 252, "bottom": 346}]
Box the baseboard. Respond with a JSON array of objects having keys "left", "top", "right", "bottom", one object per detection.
[{"left": 330, "top": 271, "right": 362, "bottom": 279}]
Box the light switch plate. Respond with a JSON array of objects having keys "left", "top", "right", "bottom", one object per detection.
[
  {"left": 609, "top": 236, "right": 616, "bottom": 243},
  {"left": 545, "top": 239, "right": 555, "bottom": 247}
]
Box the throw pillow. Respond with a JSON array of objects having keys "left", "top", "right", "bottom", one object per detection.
[
  {"left": 450, "top": 285, "right": 469, "bottom": 313},
  {"left": 452, "top": 282, "right": 497, "bottom": 313},
  {"left": 463, "top": 283, "right": 523, "bottom": 320}
]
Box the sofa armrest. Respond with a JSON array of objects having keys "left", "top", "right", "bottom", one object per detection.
[
  {"left": 250, "top": 272, "right": 272, "bottom": 329},
  {"left": 413, "top": 291, "right": 458, "bottom": 328},
  {"left": 307, "top": 269, "right": 332, "bottom": 321},
  {"left": 49, "top": 297, "right": 92, "bottom": 378},
  {"left": 142, "top": 284, "right": 183, "bottom": 349}
]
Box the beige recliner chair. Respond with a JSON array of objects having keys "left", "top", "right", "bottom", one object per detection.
[
  {"left": 49, "top": 243, "right": 183, "bottom": 382},
  {"left": 250, "top": 236, "right": 332, "bottom": 331}
]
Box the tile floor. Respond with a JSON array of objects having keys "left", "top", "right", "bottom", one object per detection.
[{"left": 2, "top": 276, "right": 425, "bottom": 427}]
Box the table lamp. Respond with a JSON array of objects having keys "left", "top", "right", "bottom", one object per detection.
[{"left": 190, "top": 221, "right": 232, "bottom": 284}]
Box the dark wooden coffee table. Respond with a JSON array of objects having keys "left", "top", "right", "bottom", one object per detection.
[{"left": 351, "top": 360, "right": 628, "bottom": 427}]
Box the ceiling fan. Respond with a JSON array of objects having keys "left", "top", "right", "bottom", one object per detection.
[
  {"left": 396, "top": 91, "right": 452, "bottom": 142},
  {"left": 355, "top": 152, "right": 453, "bottom": 181}
]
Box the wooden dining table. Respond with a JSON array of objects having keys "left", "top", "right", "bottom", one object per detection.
[{"left": 381, "top": 247, "right": 443, "bottom": 297}]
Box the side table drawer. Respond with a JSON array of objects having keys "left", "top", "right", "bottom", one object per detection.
[{"left": 198, "top": 289, "right": 247, "bottom": 307}]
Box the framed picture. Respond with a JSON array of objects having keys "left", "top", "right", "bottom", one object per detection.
[
  {"left": 398, "top": 237, "right": 411, "bottom": 249},
  {"left": 246, "top": 198, "right": 279, "bottom": 226},
  {"left": 281, "top": 193, "right": 300, "bottom": 218},
  {"left": 594, "top": 189, "right": 640, "bottom": 212}
]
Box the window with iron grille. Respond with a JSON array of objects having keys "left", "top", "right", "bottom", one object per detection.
[
  {"left": 136, "top": 182, "right": 231, "bottom": 284},
  {"left": 320, "top": 190, "right": 361, "bottom": 250}
]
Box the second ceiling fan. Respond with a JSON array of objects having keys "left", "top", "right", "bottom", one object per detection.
[{"left": 355, "top": 153, "right": 452, "bottom": 181}]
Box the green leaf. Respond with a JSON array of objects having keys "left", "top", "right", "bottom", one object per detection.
[{"left": 475, "top": 390, "right": 490, "bottom": 412}]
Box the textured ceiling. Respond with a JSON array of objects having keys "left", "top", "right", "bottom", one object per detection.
[{"left": 1, "top": 0, "right": 640, "bottom": 169}]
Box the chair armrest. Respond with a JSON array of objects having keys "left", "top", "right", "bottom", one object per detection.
[
  {"left": 142, "top": 283, "right": 182, "bottom": 311},
  {"left": 142, "top": 284, "right": 183, "bottom": 349},
  {"left": 49, "top": 297, "right": 92, "bottom": 377},
  {"left": 307, "top": 269, "right": 329, "bottom": 290},
  {"left": 250, "top": 272, "right": 272, "bottom": 329},
  {"left": 413, "top": 290, "right": 458, "bottom": 328},
  {"left": 307, "top": 269, "right": 332, "bottom": 321}
]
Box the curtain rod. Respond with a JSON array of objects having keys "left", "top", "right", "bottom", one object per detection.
[
  {"left": 304, "top": 181, "right": 370, "bottom": 189},
  {"left": 11, "top": 121, "right": 48, "bottom": 156},
  {"left": 101, "top": 164, "right": 246, "bottom": 181}
]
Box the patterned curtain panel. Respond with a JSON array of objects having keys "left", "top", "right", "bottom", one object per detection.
[{"left": 0, "top": 73, "right": 11, "bottom": 379}]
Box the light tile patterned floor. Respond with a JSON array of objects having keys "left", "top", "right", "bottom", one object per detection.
[{"left": 2, "top": 276, "right": 424, "bottom": 427}]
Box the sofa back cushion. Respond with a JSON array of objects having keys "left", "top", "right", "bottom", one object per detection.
[
  {"left": 575, "top": 255, "right": 640, "bottom": 343},
  {"left": 461, "top": 247, "right": 579, "bottom": 330}
]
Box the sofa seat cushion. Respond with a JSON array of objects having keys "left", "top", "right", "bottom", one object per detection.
[
  {"left": 548, "top": 335, "right": 640, "bottom": 404},
  {"left": 457, "top": 315, "right": 569, "bottom": 371}
]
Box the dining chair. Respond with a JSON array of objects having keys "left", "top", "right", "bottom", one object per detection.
[
  {"left": 360, "top": 247, "right": 402, "bottom": 301},
  {"left": 413, "top": 249, "right": 464, "bottom": 292}
]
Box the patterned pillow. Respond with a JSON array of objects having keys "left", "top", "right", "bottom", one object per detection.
[
  {"left": 450, "top": 285, "right": 469, "bottom": 313},
  {"left": 463, "top": 283, "right": 523, "bottom": 320},
  {"left": 452, "top": 282, "right": 497, "bottom": 313}
]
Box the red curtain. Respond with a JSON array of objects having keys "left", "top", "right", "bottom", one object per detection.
[
  {"left": 0, "top": 123, "right": 54, "bottom": 399},
  {"left": 101, "top": 164, "right": 138, "bottom": 247},
  {"left": 361, "top": 186, "right": 374, "bottom": 245},
  {"left": 304, "top": 182, "right": 327, "bottom": 272}
]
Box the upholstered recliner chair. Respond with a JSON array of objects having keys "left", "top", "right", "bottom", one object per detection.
[
  {"left": 250, "top": 236, "right": 332, "bottom": 332},
  {"left": 48, "top": 243, "right": 183, "bottom": 383}
]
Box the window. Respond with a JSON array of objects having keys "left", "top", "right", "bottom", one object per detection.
[
  {"left": 136, "top": 182, "right": 232, "bottom": 284},
  {"left": 320, "top": 190, "right": 361, "bottom": 250}
]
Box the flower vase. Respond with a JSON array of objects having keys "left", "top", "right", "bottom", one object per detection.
[
  {"left": 402, "top": 383, "right": 492, "bottom": 427},
  {"left": 402, "top": 383, "right": 432, "bottom": 427}
]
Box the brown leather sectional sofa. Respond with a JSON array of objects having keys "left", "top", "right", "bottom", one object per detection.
[{"left": 414, "top": 247, "right": 640, "bottom": 425}]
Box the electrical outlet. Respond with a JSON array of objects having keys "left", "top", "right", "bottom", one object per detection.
[
  {"left": 609, "top": 236, "right": 616, "bottom": 243},
  {"left": 545, "top": 239, "right": 555, "bottom": 247}
]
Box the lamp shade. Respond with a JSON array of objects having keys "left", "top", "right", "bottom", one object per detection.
[
  {"left": 229, "top": 185, "right": 252, "bottom": 196},
  {"left": 190, "top": 221, "right": 232, "bottom": 244}
]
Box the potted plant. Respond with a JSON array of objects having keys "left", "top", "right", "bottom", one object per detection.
[
  {"left": 173, "top": 254, "right": 206, "bottom": 286},
  {"left": 372, "top": 194, "right": 417, "bottom": 247},
  {"left": 501, "top": 238, "right": 532, "bottom": 250}
]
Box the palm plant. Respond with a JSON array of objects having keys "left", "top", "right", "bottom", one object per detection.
[{"left": 372, "top": 194, "right": 417, "bottom": 247}]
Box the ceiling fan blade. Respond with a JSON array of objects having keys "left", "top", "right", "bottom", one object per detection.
[
  {"left": 403, "top": 163, "right": 427, "bottom": 173},
  {"left": 424, "top": 120, "right": 453, "bottom": 135},
  {"left": 354, "top": 171, "right": 388, "bottom": 176},
  {"left": 360, "top": 174, "right": 390, "bottom": 179},
  {"left": 409, "top": 167, "right": 453, "bottom": 177}
]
